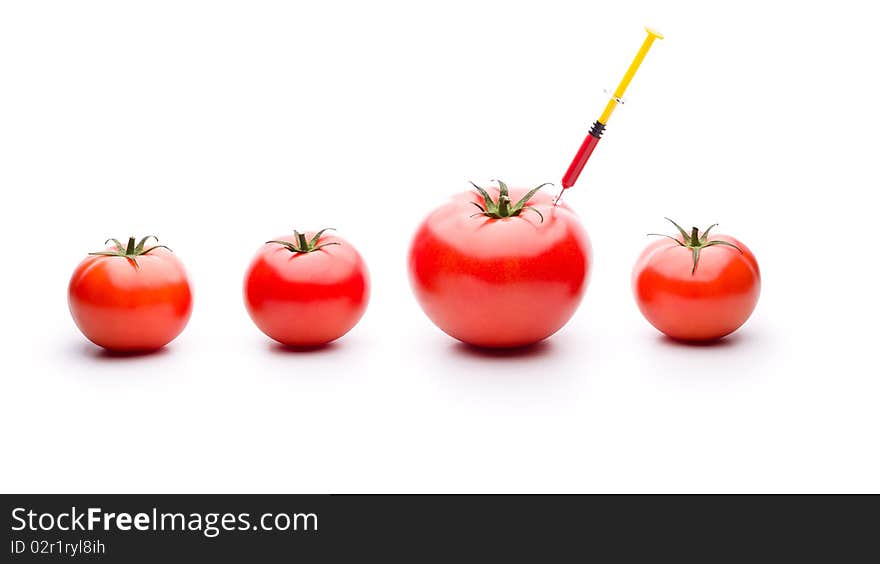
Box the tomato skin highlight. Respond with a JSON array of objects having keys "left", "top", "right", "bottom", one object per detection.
[
  {"left": 68, "top": 248, "right": 193, "bottom": 352},
  {"left": 632, "top": 234, "right": 761, "bottom": 341},
  {"left": 408, "top": 187, "right": 591, "bottom": 348},
  {"left": 243, "top": 233, "right": 370, "bottom": 347}
]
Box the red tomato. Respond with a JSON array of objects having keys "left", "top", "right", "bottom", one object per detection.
[
  {"left": 408, "top": 181, "right": 591, "bottom": 348},
  {"left": 68, "top": 236, "right": 193, "bottom": 352},
  {"left": 632, "top": 219, "right": 760, "bottom": 341},
  {"left": 243, "top": 229, "right": 370, "bottom": 347}
]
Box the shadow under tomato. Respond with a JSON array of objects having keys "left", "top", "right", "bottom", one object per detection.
[
  {"left": 655, "top": 332, "right": 747, "bottom": 349},
  {"left": 267, "top": 341, "right": 342, "bottom": 355},
  {"left": 435, "top": 337, "right": 583, "bottom": 392},
  {"left": 79, "top": 342, "right": 171, "bottom": 361},
  {"left": 647, "top": 329, "right": 771, "bottom": 381},
  {"left": 449, "top": 339, "right": 555, "bottom": 361}
]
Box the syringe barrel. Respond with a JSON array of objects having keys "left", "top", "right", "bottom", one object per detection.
[{"left": 561, "top": 121, "right": 605, "bottom": 189}]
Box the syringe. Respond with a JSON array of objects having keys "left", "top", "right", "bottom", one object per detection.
[{"left": 556, "top": 27, "right": 664, "bottom": 204}]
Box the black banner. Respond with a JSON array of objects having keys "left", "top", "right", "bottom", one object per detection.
[{"left": 2, "top": 494, "right": 877, "bottom": 561}]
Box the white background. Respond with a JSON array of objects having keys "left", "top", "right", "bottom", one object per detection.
[{"left": 1, "top": 1, "right": 878, "bottom": 493}]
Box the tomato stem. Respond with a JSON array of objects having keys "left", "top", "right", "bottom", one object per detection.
[
  {"left": 295, "top": 231, "right": 309, "bottom": 249},
  {"left": 648, "top": 218, "right": 745, "bottom": 275},
  {"left": 88, "top": 235, "right": 172, "bottom": 267},
  {"left": 498, "top": 195, "right": 511, "bottom": 216},
  {"left": 267, "top": 228, "right": 341, "bottom": 254},
  {"left": 468, "top": 180, "right": 550, "bottom": 223}
]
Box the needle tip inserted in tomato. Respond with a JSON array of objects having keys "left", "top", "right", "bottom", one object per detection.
[{"left": 555, "top": 26, "right": 663, "bottom": 205}]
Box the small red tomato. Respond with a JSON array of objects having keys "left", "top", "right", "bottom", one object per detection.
[
  {"left": 68, "top": 236, "right": 194, "bottom": 352},
  {"left": 632, "top": 219, "right": 761, "bottom": 341},
  {"left": 408, "top": 180, "right": 592, "bottom": 348},
  {"left": 243, "top": 229, "right": 370, "bottom": 347}
]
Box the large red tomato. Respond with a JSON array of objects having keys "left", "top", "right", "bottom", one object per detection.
[
  {"left": 68, "top": 236, "right": 193, "bottom": 352},
  {"left": 408, "top": 181, "right": 591, "bottom": 348},
  {"left": 632, "top": 219, "right": 761, "bottom": 341},
  {"left": 243, "top": 229, "right": 370, "bottom": 347}
]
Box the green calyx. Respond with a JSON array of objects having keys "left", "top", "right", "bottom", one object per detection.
[
  {"left": 89, "top": 236, "right": 171, "bottom": 267},
  {"left": 267, "top": 228, "right": 339, "bottom": 253},
  {"left": 469, "top": 180, "right": 551, "bottom": 223},
  {"left": 649, "top": 218, "right": 744, "bottom": 275}
]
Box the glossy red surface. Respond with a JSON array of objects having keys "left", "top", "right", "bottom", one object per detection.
[
  {"left": 243, "top": 233, "right": 370, "bottom": 347},
  {"left": 68, "top": 248, "right": 193, "bottom": 351},
  {"left": 632, "top": 235, "right": 761, "bottom": 341},
  {"left": 408, "top": 187, "right": 591, "bottom": 348}
]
